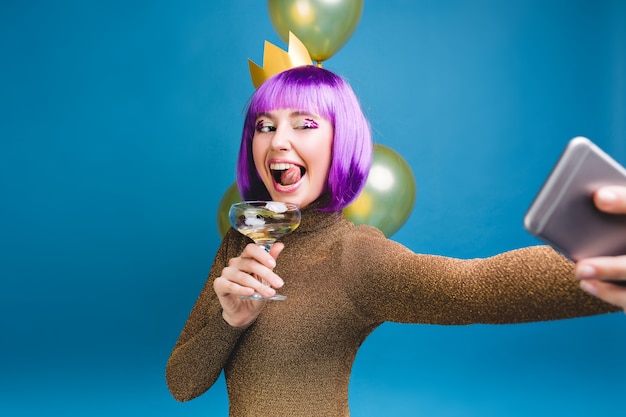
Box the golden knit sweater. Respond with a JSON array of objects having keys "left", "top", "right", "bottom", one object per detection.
[{"left": 166, "top": 205, "right": 617, "bottom": 416}]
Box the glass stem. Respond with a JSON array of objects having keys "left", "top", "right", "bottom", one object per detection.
[
  {"left": 258, "top": 243, "right": 273, "bottom": 253},
  {"left": 256, "top": 243, "right": 273, "bottom": 288}
]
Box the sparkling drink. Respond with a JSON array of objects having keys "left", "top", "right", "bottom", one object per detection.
[
  {"left": 235, "top": 223, "right": 299, "bottom": 249},
  {"left": 228, "top": 201, "right": 301, "bottom": 300}
]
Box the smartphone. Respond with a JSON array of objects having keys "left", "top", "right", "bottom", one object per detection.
[{"left": 524, "top": 136, "right": 626, "bottom": 261}]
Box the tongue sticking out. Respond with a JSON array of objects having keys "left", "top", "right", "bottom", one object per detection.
[{"left": 280, "top": 165, "right": 302, "bottom": 186}]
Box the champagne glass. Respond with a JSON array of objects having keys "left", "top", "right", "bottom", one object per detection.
[{"left": 228, "top": 201, "right": 301, "bottom": 300}]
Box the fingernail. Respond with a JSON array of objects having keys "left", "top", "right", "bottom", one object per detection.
[
  {"left": 268, "top": 258, "right": 276, "bottom": 268},
  {"left": 580, "top": 280, "right": 599, "bottom": 296},
  {"left": 598, "top": 188, "right": 618, "bottom": 204},
  {"left": 575, "top": 265, "right": 597, "bottom": 279}
]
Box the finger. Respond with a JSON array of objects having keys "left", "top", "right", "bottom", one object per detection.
[
  {"left": 222, "top": 263, "right": 271, "bottom": 290},
  {"left": 269, "top": 242, "right": 285, "bottom": 260},
  {"left": 226, "top": 255, "right": 284, "bottom": 290},
  {"left": 594, "top": 186, "right": 626, "bottom": 214},
  {"left": 222, "top": 263, "right": 283, "bottom": 301},
  {"left": 575, "top": 256, "right": 626, "bottom": 281},
  {"left": 262, "top": 242, "right": 285, "bottom": 291},
  {"left": 580, "top": 279, "right": 626, "bottom": 310},
  {"left": 247, "top": 263, "right": 284, "bottom": 293},
  {"left": 241, "top": 243, "right": 277, "bottom": 269},
  {"left": 218, "top": 270, "right": 277, "bottom": 299},
  {"left": 238, "top": 243, "right": 285, "bottom": 290},
  {"left": 213, "top": 277, "right": 265, "bottom": 328},
  {"left": 213, "top": 272, "right": 256, "bottom": 298}
]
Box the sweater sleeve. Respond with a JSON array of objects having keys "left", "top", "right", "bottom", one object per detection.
[
  {"left": 165, "top": 230, "right": 248, "bottom": 402},
  {"left": 344, "top": 226, "right": 619, "bottom": 325}
]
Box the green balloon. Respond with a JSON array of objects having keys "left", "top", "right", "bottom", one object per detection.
[
  {"left": 268, "top": 0, "right": 363, "bottom": 63},
  {"left": 217, "top": 182, "right": 242, "bottom": 238},
  {"left": 344, "top": 144, "right": 417, "bottom": 237}
]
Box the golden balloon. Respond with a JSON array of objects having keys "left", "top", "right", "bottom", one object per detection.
[
  {"left": 217, "top": 182, "right": 242, "bottom": 238},
  {"left": 344, "top": 144, "right": 417, "bottom": 237},
  {"left": 268, "top": 0, "right": 363, "bottom": 63}
]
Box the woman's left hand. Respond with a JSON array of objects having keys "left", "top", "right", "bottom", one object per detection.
[
  {"left": 576, "top": 255, "right": 626, "bottom": 310},
  {"left": 576, "top": 185, "right": 626, "bottom": 311}
]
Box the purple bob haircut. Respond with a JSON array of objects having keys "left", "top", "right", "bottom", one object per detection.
[{"left": 236, "top": 65, "right": 373, "bottom": 212}]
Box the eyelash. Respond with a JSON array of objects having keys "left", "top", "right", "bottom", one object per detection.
[
  {"left": 302, "top": 118, "right": 319, "bottom": 129},
  {"left": 256, "top": 121, "right": 275, "bottom": 133}
]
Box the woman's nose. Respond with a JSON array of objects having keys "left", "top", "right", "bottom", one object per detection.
[{"left": 270, "top": 125, "right": 291, "bottom": 151}]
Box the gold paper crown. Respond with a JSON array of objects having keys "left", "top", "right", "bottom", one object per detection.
[{"left": 248, "top": 32, "right": 313, "bottom": 89}]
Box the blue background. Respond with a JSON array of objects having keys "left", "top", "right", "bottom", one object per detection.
[{"left": 2, "top": 1, "right": 625, "bottom": 416}]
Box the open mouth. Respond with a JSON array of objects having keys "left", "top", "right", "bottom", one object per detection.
[{"left": 270, "top": 162, "right": 306, "bottom": 187}]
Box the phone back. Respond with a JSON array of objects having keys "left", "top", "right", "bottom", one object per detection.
[{"left": 524, "top": 137, "right": 626, "bottom": 261}]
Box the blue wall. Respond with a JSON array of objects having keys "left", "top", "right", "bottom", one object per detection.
[{"left": 1, "top": 1, "right": 625, "bottom": 416}]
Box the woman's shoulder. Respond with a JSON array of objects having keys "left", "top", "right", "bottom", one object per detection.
[
  {"left": 349, "top": 222, "right": 387, "bottom": 239},
  {"left": 336, "top": 219, "right": 399, "bottom": 253},
  {"left": 295, "top": 210, "right": 397, "bottom": 253}
]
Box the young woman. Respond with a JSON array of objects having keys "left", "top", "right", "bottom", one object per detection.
[{"left": 166, "top": 65, "right": 618, "bottom": 416}]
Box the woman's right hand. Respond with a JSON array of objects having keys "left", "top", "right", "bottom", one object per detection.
[{"left": 213, "top": 242, "right": 285, "bottom": 327}]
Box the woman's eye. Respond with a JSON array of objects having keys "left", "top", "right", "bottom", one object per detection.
[
  {"left": 298, "top": 118, "right": 319, "bottom": 130},
  {"left": 255, "top": 120, "right": 275, "bottom": 133}
]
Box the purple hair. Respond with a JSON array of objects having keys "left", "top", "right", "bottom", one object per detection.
[{"left": 236, "top": 65, "right": 372, "bottom": 212}]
